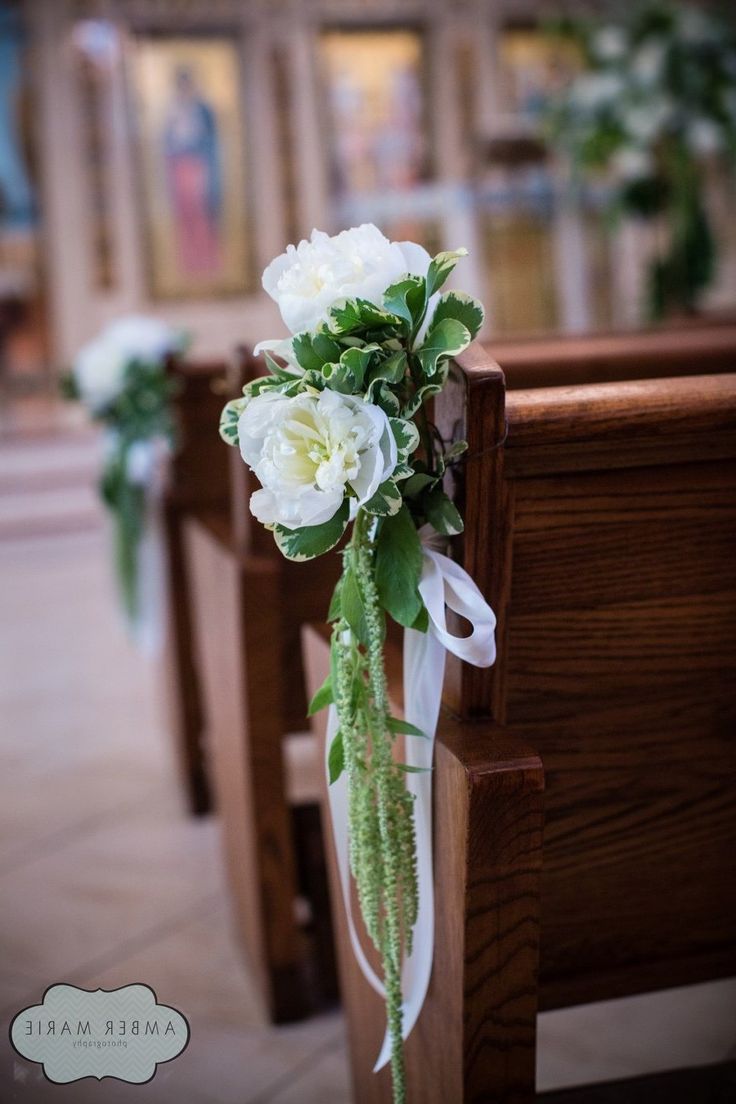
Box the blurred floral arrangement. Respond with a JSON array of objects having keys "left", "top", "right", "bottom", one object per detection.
[
  {"left": 546, "top": 2, "right": 736, "bottom": 319},
  {"left": 63, "top": 317, "right": 185, "bottom": 638},
  {"left": 220, "top": 224, "right": 495, "bottom": 1102}
]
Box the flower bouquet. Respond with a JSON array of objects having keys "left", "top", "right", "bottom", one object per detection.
[
  {"left": 63, "top": 316, "right": 185, "bottom": 650},
  {"left": 545, "top": 2, "right": 736, "bottom": 319},
  {"left": 220, "top": 224, "right": 496, "bottom": 1101}
]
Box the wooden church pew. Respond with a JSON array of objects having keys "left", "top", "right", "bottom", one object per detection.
[
  {"left": 160, "top": 355, "right": 239, "bottom": 815},
  {"left": 183, "top": 348, "right": 340, "bottom": 1021},
  {"left": 303, "top": 344, "right": 736, "bottom": 1101},
  {"left": 164, "top": 324, "right": 736, "bottom": 1024},
  {"left": 494, "top": 321, "right": 736, "bottom": 390}
]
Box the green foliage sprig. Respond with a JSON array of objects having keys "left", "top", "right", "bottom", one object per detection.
[{"left": 64, "top": 360, "right": 178, "bottom": 620}]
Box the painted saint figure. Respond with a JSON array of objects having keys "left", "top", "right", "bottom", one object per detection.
[{"left": 164, "top": 67, "right": 221, "bottom": 277}]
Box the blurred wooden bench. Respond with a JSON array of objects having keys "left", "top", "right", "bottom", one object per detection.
[
  {"left": 160, "top": 355, "right": 239, "bottom": 815},
  {"left": 303, "top": 343, "right": 736, "bottom": 1101},
  {"left": 183, "top": 349, "right": 340, "bottom": 1021}
]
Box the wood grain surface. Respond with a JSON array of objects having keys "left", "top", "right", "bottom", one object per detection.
[{"left": 159, "top": 356, "right": 238, "bottom": 814}]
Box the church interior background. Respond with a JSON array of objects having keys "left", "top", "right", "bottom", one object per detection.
[{"left": 1, "top": 2, "right": 735, "bottom": 1102}]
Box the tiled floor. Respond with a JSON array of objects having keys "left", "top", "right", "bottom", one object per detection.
[
  {"left": 0, "top": 438, "right": 349, "bottom": 1104},
  {"left": 1, "top": 424, "right": 734, "bottom": 1103}
]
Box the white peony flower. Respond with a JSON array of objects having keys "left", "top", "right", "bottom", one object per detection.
[
  {"left": 261, "top": 223, "right": 431, "bottom": 334},
  {"left": 238, "top": 386, "right": 397, "bottom": 530},
  {"left": 73, "top": 315, "right": 182, "bottom": 412}
]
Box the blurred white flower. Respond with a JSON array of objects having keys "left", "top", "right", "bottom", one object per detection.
[
  {"left": 74, "top": 335, "right": 128, "bottom": 412},
  {"left": 103, "top": 315, "right": 183, "bottom": 363},
  {"left": 592, "top": 26, "right": 627, "bottom": 63},
  {"left": 631, "top": 41, "right": 667, "bottom": 87},
  {"left": 611, "top": 145, "right": 655, "bottom": 181},
  {"left": 73, "top": 315, "right": 183, "bottom": 412},
  {"left": 261, "top": 223, "right": 431, "bottom": 335},
  {"left": 569, "top": 72, "right": 625, "bottom": 112},
  {"left": 679, "top": 9, "right": 717, "bottom": 46},
  {"left": 623, "top": 96, "right": 674, "bottom": 143},
  {"left": 688, "top": 118, "right": 723, "bottom": 156},
  {"left": 238, "top": 386, "right": 397, "bottom": 530}
]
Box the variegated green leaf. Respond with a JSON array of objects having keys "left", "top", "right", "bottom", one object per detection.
[
  {"left": 392, "top": 462, "right": 414, "bottom": 481},
  {"left": 219, "top": 397, "right": 247, "bottom": 446},
  {"left": 424, "top": 486, "right": 464, "bottom": 536},
  {"left": 416, "top": 318, "right": 471, "bottom": 378},
  {"left": 426, "top": 248, "right": 468, "bottom": 297},
  {"left": 383, "top": 276, "right": 427, "bottom": 332},
  {"left": 327, "top": 298, "right": 403, "bottom": 336},
  {"left": 389, "top": 417, "right": 420, "bottom": 460},
  {"left": 403, "top": 382, "right": 442, "bottom": 419},
  {"left": 429, "top": 290, "right": 484, "bottom": 340},
  {"left": 374, "top": 384, "right": 400, "bottom": 416},
  {"left": 362, "top": 479, "right": 403, "bottom": 517},
  {"left": 273, "top": 500, "right": 349, "bottom": 562},
  {"left": 364, "top": 351, "right": 407, "bottom": 401}
]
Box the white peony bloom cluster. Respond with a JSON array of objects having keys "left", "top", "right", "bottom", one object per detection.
[
  {"left": 74, "top": 315, "right": 182, "bottom": 412},
  {"left": 261, "top": 223, "right": 431, "bottom": 335},
  {"left": 238, "top": 387, "right": 397, "bottom": 530}
]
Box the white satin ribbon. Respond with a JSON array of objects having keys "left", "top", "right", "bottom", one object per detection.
[{"left": 324, "top": 537, "right": 496, "bottom": 1069}]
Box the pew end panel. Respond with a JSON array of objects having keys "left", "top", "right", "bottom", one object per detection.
[
  {"left": 302, "top": 622, "right": 544, "bottom": 1104},
  {"left": 184, "top": 506, "right": 341, "bottom": 1021},
  {"left": 185, "top": 510, "right": 309, "bottom": 1020},
  {"left": 441, "top": 352, "right": 736, "bottom": 1012}
]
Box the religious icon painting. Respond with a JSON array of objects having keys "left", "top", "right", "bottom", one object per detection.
[{"left": 131, "top": 36, "right": 253, "bottom": 299}]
